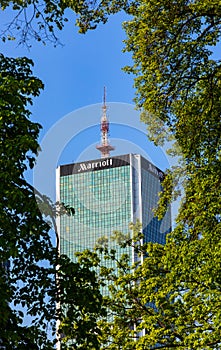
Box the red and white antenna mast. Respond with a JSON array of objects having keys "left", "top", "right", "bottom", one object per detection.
[{"left": 96, "top": 87, "right": 115, "bottom": 158}]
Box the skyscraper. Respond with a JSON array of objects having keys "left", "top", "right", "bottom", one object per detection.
[
  {"left": 56, "top": 96, "right": 171, "bottom": 348},
  {"left": 56, "top": 153, "right": 171, "bottom": 267},
  {"left": 56, "top": 91, "right": 171, "bottom": 266}
]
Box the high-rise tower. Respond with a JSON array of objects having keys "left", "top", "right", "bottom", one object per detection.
[
  {"left": 57, "top": 153, "right": 171, "bottom": 265},
  {"left": 56, "top": 99, "right": 171, "bottom": 348},
  {"left": 56, "top": 93, "right": 171, "bottom": 265}
]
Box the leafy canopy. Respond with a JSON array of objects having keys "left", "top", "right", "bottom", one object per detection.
[
  {"left": 0, "top": 0, "right": 132, "bottom": 44},
  {"left": 0, "top": 54, "right": 104, "bottom": 349}
]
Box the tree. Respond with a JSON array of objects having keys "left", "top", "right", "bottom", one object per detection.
[
  {"left": 123, "top": 0, "right": 221, "bottom": 158},
  {"left": 0, "top": 53, "right": 53, "bottom": 348},
  {"left": 82, "top": 216, "right": 221, "bottom": 349},
  {"left": 86, "top": 1, "right": 221, "bottom": 348},
  {"left": 0, "top": 54, "right": 104, "bottom": 349},
  {"left": 0, "top": 0, "right": 130, "bottom": 45}
]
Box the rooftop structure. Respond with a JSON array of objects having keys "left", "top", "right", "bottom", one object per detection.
[{"left": 96, "top": 87, "right": 115, "bottom": 158}]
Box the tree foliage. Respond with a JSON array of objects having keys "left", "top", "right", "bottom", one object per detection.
[
  {"left": 80, "top": 214, "right": 221, "bottom": 349},
  {"left": 0, "top": 0, "right": 131, "bottom": 44},
  {"left": 0, "top": 54, "right": 104, "bottom": 349},
  {"left": 123, "top": 1, "right": 221, "bottom": 151},
  {"left": 86, "top": 1, "right": 221, "bottom": 348},
  {"left": 0, "top": 53, "right": 53, "bottom": 348}
]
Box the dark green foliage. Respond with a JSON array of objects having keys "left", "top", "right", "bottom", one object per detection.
[
  {"left": 0, "top": 53, "right": 55, "bottom": 348},
  {"left": 0, "top": 54, "right": 104, "bottom": 349}
]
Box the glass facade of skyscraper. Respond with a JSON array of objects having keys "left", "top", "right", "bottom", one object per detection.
[{"left": 57, "top": 154, "right": 171, "bottom": 266}]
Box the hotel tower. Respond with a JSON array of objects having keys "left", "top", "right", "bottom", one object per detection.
[{"left": 56, "top": 93, "right": 171, "bottom": 271}]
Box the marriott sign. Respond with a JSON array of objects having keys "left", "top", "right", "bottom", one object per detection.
[
  {"left": 78, "top": 158, "right": 113, "bottom": 172},
  {"left": 59, "top": 155, "right": 130, "bottom": 176}
]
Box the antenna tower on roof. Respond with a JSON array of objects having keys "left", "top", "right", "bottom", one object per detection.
[{"left": 96, "top": 87, "right": 115, "bottom": 158}]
